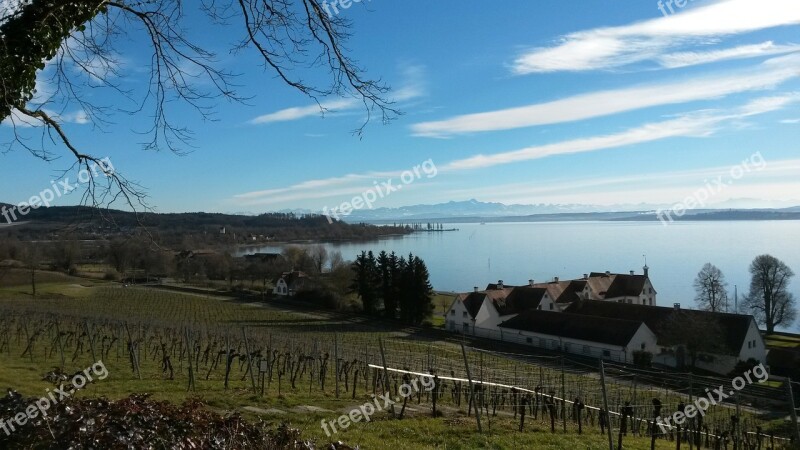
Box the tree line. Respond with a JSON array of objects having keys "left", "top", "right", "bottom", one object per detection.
[{"left": 351, "top": 251, "right": 434, "bottom": 325}]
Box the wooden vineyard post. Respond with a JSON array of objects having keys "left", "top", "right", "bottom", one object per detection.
[
  {"left": 561, "top": 356, "right": 567, "bottom": 433},
  {"left": 378, "top": 338, "right": 396, "bottom": 418},
  {"left": 461, "top": 343, "right": 482, "bottom": 433},
  {"left": 124, "top": 323, "right": 141, "bottom": 380},
  {"left": 55, "top": 321, "right": 65, "bottom": 369},
  {"left": 335, "top": 333, "right": 340, "bottom": 399},
  {"left": 242, "top": 327, "right": 257, "bottom": 394},
  {"left": 788, "top": 379, "right": 800, "bottom": 444},
  {"left": 84, "top": 321, "right": 97, "bottom": 363},
  {"left": 224, "top": 334, "right": 231, "bottom": 390},
  {"left": 599, "top": 361, "right": 614, "bottom": 450},
  {"left": 185, "top": 328, "right": 195, "bottom": 392}
]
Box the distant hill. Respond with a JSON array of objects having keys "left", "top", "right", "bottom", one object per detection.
[{"left": 0, "top": 204, "right": 411, "bottom": 244}]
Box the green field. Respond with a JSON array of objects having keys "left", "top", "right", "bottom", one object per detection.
[{"left": 0, "top": 270, "right": 790, "bottom": 449}]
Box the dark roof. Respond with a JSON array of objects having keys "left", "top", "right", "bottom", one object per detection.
[
  {"left": 605, "top": 274, "right": 649, "bottom": 298},
  {"left": 244, "top": 253, "right": 284, "bottom": 263},
  {"left": 556, "top": 280, "right": 587, "bottom": 304},
  {"left": 485, "top": 283, "right": 517, "bottom": 291},
  {"left": 460, "top": 292, "right": 485, "bottom": 319},
  {"left": 492, "top": 287, "right": 548, "bottom": 316},
  {"left": 499, "top": 310, "right": 646, "bottom": 347},
  {"left": 564, "top": 300, "right": 753, "bottom": 355},
  {"left": 274, "top": 271, "right": 309, "bottom": 287}
]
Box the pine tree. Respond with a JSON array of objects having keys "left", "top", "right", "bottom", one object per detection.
[{"left": 351, "top": 251, "right": 379, "bottom": 315}]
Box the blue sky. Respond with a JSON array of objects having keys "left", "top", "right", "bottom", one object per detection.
[{"left": 2, "top": 0, "right": 800, "bottom": 214}]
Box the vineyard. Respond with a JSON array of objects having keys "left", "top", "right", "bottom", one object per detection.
[{"left": 0, "top": 281, "right": 796, "bottom": 449}]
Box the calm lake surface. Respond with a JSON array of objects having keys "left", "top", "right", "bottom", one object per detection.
[{"left": 240, "top": 221, "right": 800, "bottom": 311}]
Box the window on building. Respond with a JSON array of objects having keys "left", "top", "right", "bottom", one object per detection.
[
  {"left": 526, "top": 337, "right": 533, "bottom": 344},
  {"left": 641, "top": 343, "right": 646, "bottom": 350},
  {"left": 564, "top": 343, "right": 571, "bottom": 352},
  {"left": 549, "top": 303, "right": 554, "bottom": 310},
  {"left": 583, "top": 345, "right": 590, "bottom": 354},
  {"left": 462, "top": 323, "right": 469, "bottom": 333},
  {"left": 539, "top": 338, "right": 546, "bottom": 347},
  {"left": 450, "top": 310, "right": 455, "bottom": 315},
  {"left": 462, "top": 311, "right": 468, "bottom": 318},
  {"left": 602, "top": 350, "right": 611, "bottom": 357}
]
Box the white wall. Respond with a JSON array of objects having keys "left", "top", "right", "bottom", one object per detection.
[
  {"left": 446, "top": 297, "right": 476, "bottom": 335},
  {"left": 652, "top": 320, "right": 767, "bottom": 375},
  {"left": 498, "top": 324, "right": 657, "bottom": 364}
]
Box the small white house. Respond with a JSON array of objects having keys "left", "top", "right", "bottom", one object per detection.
[
  {"left": 272, "top": 271, "right": 308, "bottom": 297},
  {"left": 472, "top": 287, "right": 554, "bottom": 338},
  {"left": 446, "top": 291, "right": 484, "bottom": 334},
  {"left": 446, "top": 282, "right": 556, "bottom": 337}
]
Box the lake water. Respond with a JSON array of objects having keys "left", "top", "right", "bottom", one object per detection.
[{"left": 240, "top": 221, "right": 800, "bottom": 315}]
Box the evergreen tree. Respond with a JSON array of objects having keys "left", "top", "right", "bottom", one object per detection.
[
  {"left": 351, "top": 251, "right": 379, "bottom": 315},
  {"left": 384, "top": 251, "right": 402, "bottom": 319},
  {"left": 396, "top": 253, "right": 434, "bottom": 325}
]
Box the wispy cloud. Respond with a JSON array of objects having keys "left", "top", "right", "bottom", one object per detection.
[
  {"left": 512, "top": 0, "right": 800, "bottom": 74},
  {"left": 412, "top": 54, "right": 800, "bottom": 137},
  {"left": 780, "top": 118, "right": 800, "bottom": 124},
  {"left": 658, "top": 41, "right": 800, "bottom": 69},
  {"left": 232, "top": 94, "right": 798, "bottom": 207},
  {"left": 248, "top": 65, "right": 427, "bottom": 125},
  {"left": 232, "top": 168, "right": 412, "bottom": 206},
  {"left": 248, "top": 98, "right": 357, "bottom": 125},
  {"left": 440, "top": 93, "right": 800, "bottom": 171}
]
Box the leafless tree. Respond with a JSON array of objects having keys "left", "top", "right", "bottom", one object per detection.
[
  {"left": 2, "top": 0, "right": 396, "bottom": 217},
  {"left": 743, "top": 254, "right": 796, "bottom": 333},
  {"left": 309, "top": 244, "right": 328, "bottom": 273},
  {"left": 693, "top": 263, "right": 728, "bottom": 312}
]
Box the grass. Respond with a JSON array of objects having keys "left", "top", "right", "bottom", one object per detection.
[{"left": 0, "top": 270, "right": 789, "bottom": 449}]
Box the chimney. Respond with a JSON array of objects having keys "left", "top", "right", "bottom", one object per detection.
[
  {"left": 583, "top": 274, "right": 589, "bottom": 280},
  {"left": 554, "top": 277, "right": 559, "bottom": 283},
  {"left": 498, "top": 280, "right": 504, "bottom": 290},
  {"left": 474, "top": 286, "right": 479, "bottom": 293},
  {"left": 673, "top": 303, "right": 681, "bottom": 310},
  {"left": 630, "top": 270, "right": 635, "bottom": 276},
  {"left": 605, "top": 271, "right": 611, "bottom": 277},
  {"left": 529, "top": 279, "right": 535, "bottom": 287}
]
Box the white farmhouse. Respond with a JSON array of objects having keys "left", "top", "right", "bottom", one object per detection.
[{"left": 498, "top": 310, "right": 659, "bottom": 364}]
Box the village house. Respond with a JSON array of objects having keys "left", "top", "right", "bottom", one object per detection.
[
  {"left": 498, "top": 310, "right": 659, "bottom": 364},
  {"left": 564, "top": 300, "right": 767, "bottom": 374},
  {"left": 447, "top": 280, "right": 555, "bottom": 337},
  {"left": 582, "top": 266, "right": 657, "bottom": 305},
  {"left": 272, "top": 271, "right": 309, "bottom": 297},
  {"left": 443, "top": 269, "right": 767, "bottom": 375}
]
